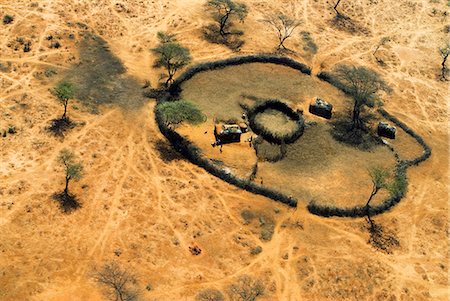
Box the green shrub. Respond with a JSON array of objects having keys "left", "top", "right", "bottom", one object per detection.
[{"left": 3, "top": 15, "right": 13, "bottom": 24}]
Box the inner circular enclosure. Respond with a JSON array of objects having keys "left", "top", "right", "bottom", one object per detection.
[{"left": 248, "top": 99, "right": 304, "bottom": 144}]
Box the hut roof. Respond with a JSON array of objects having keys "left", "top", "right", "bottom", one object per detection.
[
  {"left": 311, "top": 97, "right": 333, "bottom": 110},
  {"left": 215, "top": 124, "right": 242, "bottom": 135}
]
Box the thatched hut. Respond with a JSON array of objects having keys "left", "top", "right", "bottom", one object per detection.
[
  {"left": 377, "top": 122, "right": 396, "bottom": 139},
  {"left": 214, "top": 124, "right": 242, "bottom": 144},
  {"left": 309, "top": 97, "right": 333, "bottom": 119}
]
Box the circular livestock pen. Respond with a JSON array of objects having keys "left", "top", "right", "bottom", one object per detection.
[{"left": 247, "top": 99, "right": 304, "bottom": 145}]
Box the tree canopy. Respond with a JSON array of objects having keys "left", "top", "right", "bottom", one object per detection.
[
  {"left": 207, "top": 0, "right": 247, "bottom": 37},
  {"left": 333, "top": 65, "right": 391, "bottom": 129},
  {"left": 262, "top": 14, "right": 301, "bottom": 50},
  {"left": 152, "top": 33, "right": 191, "bottom": 86},
  {"left": 53, "top": 81, "right": 75, "bottom": 119},
  {"left": 157, "top": 100, "right": 206, "bottom": 127},
  {"left": 58, "top": 148, "right": 83, "bottom": 195}
]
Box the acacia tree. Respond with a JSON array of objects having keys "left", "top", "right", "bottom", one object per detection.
[
  {"left": 365, "top": 167, "right": 401, "bottom": 253},
  {"left": 53, "top": 81, "right": 75, "bottom": 120},
  {"left": 207, "top": 0, "right": 248, "bottom": 38},
  {"left": 334, "top": 65, "right": 391, "bottom": 130},
  {"left": 58, "top": 148, "right": 83, "bottom": 197},
  {"left": 365, "top": 167, "right": 389, "bottom": 231},
  {"left": 151, "top": 33, "right": 191, "bottom": 86},
  {"left": 439, "top": 43, "right": 450, "bottom": 80},
  {"left": 262, "top": 14, "right": 301, "bottom": 51},
  {"left": 227, "top": 275, "right": 264, "bottom": 301},
  {"left": 157, "top": 100, "right": 205, "bottom": 128},
  {"left": 373, "top": 36, "right": 390, "bottom": 57},
  {"left": 93, "top": 262, "right": 138, "bottom": 301}
]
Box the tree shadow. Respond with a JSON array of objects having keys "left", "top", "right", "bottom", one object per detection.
[
  {"left": 329, "top": 116, "right": 382, "bottom": 151},
  {"left": 155, "top": 139, "right": 184, "bottom": 163},
  {"left": 367, "top": 220, "right": 400, "bottom": 254},
  {"left": 47, "top": 117, "right": 76, "bottom": 137},
  {"left": 203, "top": 24, "right": 245, "bottom": 52},
  {"left": 330, "top": 14, "right": 370, "bottom": 35},
  {"left": 52, "top": 191, "right": 81, "bottom": 213}
]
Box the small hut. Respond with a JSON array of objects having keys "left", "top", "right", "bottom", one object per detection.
[
  {"left": 377, "top": 122, "right": 396, "bottom": 139},
  {"left": 214, "top": 124, "right": 242, "bottom": 144},
  {"left": 309, "top": 97, "right": 333, "bottom": 119}
]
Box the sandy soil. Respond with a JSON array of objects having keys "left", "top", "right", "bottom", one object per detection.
[{"left": 0, "top": 0, "right": 448, "bottom": 300}]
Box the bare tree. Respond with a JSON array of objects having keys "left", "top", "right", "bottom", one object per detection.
[
  {"left": 93, "top": 262, "right": 138, "bottom": 301},
  {"left": 334, "top": 0, "right": 343, "bottom": 16},
  {"left": 227, "top": 275, "right": 264, "bottom": 301},
  {"left": 372, "top": 36, "right": 390, "bottom": 57},
  {"left": 262, "top": 14, "right": 301, "bottom": 51},
  {"left": 207, "top": 0, "right": 247, "bottom": 38},
  {"left": 439, "top": 43, "right": 450, "bottom": 80}
]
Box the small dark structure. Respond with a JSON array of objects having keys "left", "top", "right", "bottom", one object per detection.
[
  {"left": 309, "top": 97, "right": 333, "bottom": 119},
  {"left": 214, "top": 124, "right": 242, "bottom": 144},
  {"left": 377, "top": 122, "right": 396, "bottom": 139}
]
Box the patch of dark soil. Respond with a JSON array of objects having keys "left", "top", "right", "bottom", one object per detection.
[
  {"left": 330, "top": 14, "right": 371, "bottom": 35},
  {"left": 47, "top": 117, "right": 76, "bottom": 137},
  {"left": 240, "top": 209, "right": 275, "bottom": 241},
  {"left": 52, "top": 191, "right": 81, "bottom": 213},
  {"left": 64, "top": 33, "right": 146, "bottom": 110}
]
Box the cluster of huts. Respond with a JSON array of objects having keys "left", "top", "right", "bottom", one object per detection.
[
  {"left": 212, "top": 97, "right": 396, "bottom": 146},
  {"left": 308, "top": 97, "right": 396, "bottom": 139}
]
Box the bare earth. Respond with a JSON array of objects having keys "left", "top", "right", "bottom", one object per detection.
[{"left": 0, "top": 0, "right": 448, "bottom": 300}]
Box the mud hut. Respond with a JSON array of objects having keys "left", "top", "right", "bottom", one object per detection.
[
  {"left": 309, "top": 97, "right": 333, "bottom": 119},
  {"left": 214, "top": 124, "right": 242, "bottom": 144},
  {"left": 377, "top": 122, "right": 396, "bottom": 139}
]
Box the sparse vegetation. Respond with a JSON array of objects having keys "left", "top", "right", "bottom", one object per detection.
[
  {"left": 156, "top": 100, "right": 205, "bottom": 127},
  {"left": 93, "top": 262, "right": 138, "bottom": 301},
  {"left": 227, "top": 275, "right": 264, "bottom": 301},
  {"left": 300, "top": 31, "right": 318, "bottom": 55},
  {"left": 196, "top": 288, "right": 225, "bottom": 301},
  {"left": 152, "top": 32, "right": 191, "bottom": 86},
  {"left": 261, "top": 14, "right": 301, "bottom": 51},
  {"left": 207, "top": 0, "right": 247, "bottom": 38},
  {"left": 373, "top": 36, "right": 390, "bottom": 65},
  {"left": 3, "top": 15, "right": 14, "bottom": 24},
  {"left": 439, "top": 43, "right": 450, "bottom": 80},
  {"left": 204, "top": 0, "right": 248, "bottom": 51}
]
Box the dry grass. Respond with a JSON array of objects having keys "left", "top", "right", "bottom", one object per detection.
[
  {"left": 0, "top": 0, "right": 448, "bottom": 300},
  {"left": 253, "top": 109, "right": 298, "bottom": 137},
  {"left": 180, "top": 64, "right": 408, "bottom": 208}
]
